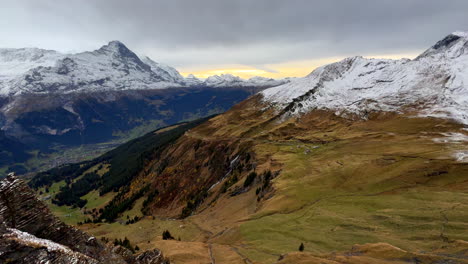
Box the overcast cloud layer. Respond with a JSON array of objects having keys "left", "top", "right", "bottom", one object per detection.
[{"left": 1, "top": 0, "right": 468, "bottom": 73}]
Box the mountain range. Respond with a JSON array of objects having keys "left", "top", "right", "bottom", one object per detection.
[
  {"left": 0, "top": 41, "right": 287, "bottom": 95},
  {"left": 25, "top": 31, "right": 468, "bottom": 263},
  {"left": 0, "top": 41, "right": 288, "bottom": 176}
]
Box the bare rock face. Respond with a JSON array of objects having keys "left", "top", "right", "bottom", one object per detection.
[
  {"left": 134, "top": 249, "right": 170, "bottom": 264},
  {"left": 111, "top": 246, "right": 170, "bottom": 264},
  {"left": 0, "top": 173, "right": 169, "bottom": 264}
]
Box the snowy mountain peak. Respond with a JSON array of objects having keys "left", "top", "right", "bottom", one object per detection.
[
  {"left": 184, "top": 74, "right": 203, "bottom": 86},
  {"left": 452, "top": 31, "right": 468, "bottom": 38},
  {"left": 98, "top": 40, "right": 131, "bottom": 54},
  {"left": 219, "top": 73, "right": 239, "bottom": 78},
  {"left": 205, "top": 74, "right": 242, "bottom": 85},
  {"left": 262, "top": 31, "right": 468, "bottom": 124},
  {"left": 94, "top": 40, "right": 146, "bottom": 66},
  {"left": 0, "top": 41, "right": 185, "bottom": 95},
  {"left": 203, "top": 74, "right": 289, "bottom": 88},
  {"left": 417, "top": 31, "right": 468, "bottom": 59},
  {"left": 248, "top": 76, "right": 275, "bottom": 82}
]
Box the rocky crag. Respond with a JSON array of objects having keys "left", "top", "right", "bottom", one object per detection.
[{"left": 0, "top": 173, "right": 169, "bottom": 264}]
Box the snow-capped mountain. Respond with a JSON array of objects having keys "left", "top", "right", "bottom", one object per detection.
[
  {"left": 0, "top": 41, "right": 288, "bottom": 96},
  {"left": 0, "top": 41, "right": 187, "bottom": 95},
  {"left": 204, "top": 74, "right": 244, "bottom": 87},
  {"left": 262, "top": 31, "right": 468, "bottom": 124},
  {"left": 201, "top": 74, "right": 289, "bottom": 88},
  {"left": 184, "top": 74, "right": 203, "bottom": 86},
  {"left": 246, "top": 76, "right": 290, "bottom": 87}
]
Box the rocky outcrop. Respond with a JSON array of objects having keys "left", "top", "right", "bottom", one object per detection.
[
  {"left": 0, "top": 225, "right": 99, "bottom": 264},
  {"left": 0, "top": 173, "right": 169, "bottom": 264}
]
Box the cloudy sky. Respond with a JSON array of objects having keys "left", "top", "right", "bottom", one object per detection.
[{"left": 1, "top": 0, "right": 467, "bottom": 78}]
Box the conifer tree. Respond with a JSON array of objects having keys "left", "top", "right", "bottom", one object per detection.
[{"left": 299, "top": 242, "right": 304, "bottom": 252}]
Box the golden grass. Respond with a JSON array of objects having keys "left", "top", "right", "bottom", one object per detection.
[{"left": 81, "top": 190, "right": 115, "bottom": 210}]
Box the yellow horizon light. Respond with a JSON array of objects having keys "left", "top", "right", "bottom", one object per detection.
[
  {"left": 180, "top": 68, "right": 271, "bottom": 79},
  {"left": 179, "top": 52, "right": 420, "bottom": 79}
]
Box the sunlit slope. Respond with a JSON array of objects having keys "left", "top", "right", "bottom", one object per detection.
[{"left": 182, "top": 100, "right": 468, "bottom": 263}]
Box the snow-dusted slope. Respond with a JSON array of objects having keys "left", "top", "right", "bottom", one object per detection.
[
  {"left": 0, "top": 48, "right": 63, "bottom": 83},
  {"left": 247, "top": 76, "right": 290, "bottom": 87},
  {"left": 141, "top": 56, "right": 185, "bottom": 83},
  {"left": 262, "top": 31, "right": 468, "bottom": 124}
]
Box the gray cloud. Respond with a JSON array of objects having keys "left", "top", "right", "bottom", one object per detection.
[{"left": 1, "top": 0, "right": 467, "bottom": 71}]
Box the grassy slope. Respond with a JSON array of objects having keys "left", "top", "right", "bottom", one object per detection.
[
  {"left": 35, "top": 163, "right": 114, "bottom": 225},
  {"left": 82, "top": 191, "right": 115, "bottom": 210},
  {"left": 36, "top": 180, "right": 86, "bottom": 225},
  {"left": 231, "top": 114, "right": 468, "bottom": 263},
  {"left": 181, "top": 106, "right": 468, "bottom": 263},
  {"left": 119, "top": 197, "right": 145, "bottom": 221}
]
